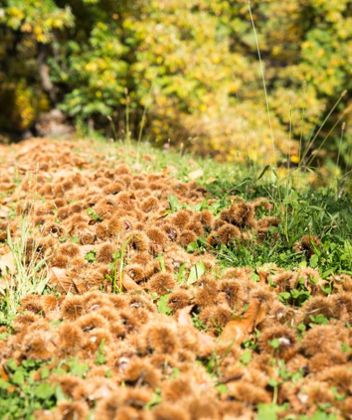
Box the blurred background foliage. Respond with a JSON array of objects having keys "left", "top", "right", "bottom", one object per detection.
[{"left": 0, "top": 0, "right": 352, "bottom": 168}]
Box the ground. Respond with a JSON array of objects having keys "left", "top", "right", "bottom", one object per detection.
[{"left": 0, "top": 137, "right": 351, "bottom": 420}]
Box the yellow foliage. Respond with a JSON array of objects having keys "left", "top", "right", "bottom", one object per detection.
[{"left": 1, "top": 0, "right": 352, "bottom": 166}]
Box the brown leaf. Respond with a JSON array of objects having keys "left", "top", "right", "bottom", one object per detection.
[
  {"left": 204, "top": 177, "right": 217, "bottom": 184},
  {"left": 0, "top": 207, "right": 9, "bottom": 218},
  {"left": 258, "top": 270, "right": 269, "bottom": 283},
  {"left": 161, "top": 165, "right": 177, "bottom": 177},
  {"left": 177, "top": 305, "right": 194, "bottom": 327},
  {"left": 176, "top": 305, "right": 215, "bottom": 356},
  {"left": 0, "top": 366, "right": 9, "bottom": 382},
  {"left": 188, "top": 168, "right": 204, "bottom": 180},
  {"left": 49, "top": 267, "right": 69, "bottom": 291},
  {"left": 0, "top": 252, "right": 16, "bottom": 275},
  {"left": 132, "top": 162, "right": 143, "bottom": 172},
  {"left": 219, "top": 298, "right": 267, "bottom": 346},
  {"left": 122, "top": 273, "right": 142, "bottom": 291},
  {"left": 0, "top": 183, "right": 14, "bottom": 192},
  {"left": 197, "top": 331, "right": 216, "bottom": 357}
]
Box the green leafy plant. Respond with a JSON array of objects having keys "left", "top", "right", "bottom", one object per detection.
[
  {"left": 145, "top": 388, "right": 162, "bottom": 410},
  {"left": 192, "top": 313, "right": 207, "bottom": 332},
  {"left": 257, "top": 403, "right": 285, "bottom": 420},
  {"left": 84, "top": 250, "right": 97, "bottom": 263},
  {"left": 167, "top": 195, "right": 181, "bottom": 213},
  {"left": 215, "top": 383, "right": 229, "bottom": 395},
  {"left": 157, "top": 254, "right": 166, "bottom": 272},
  {"left": 0, "top": 359, "right": 61, "bottom": 419},
  {"left": 157, "top": 295, "right": 172, "bottom": 316},
  {"left": 86, "top": 207, "right": 102, "bottom": 222},
  {"left": 239, "top": 349, "right": 252, "bottom": 366},
  {"left": 105, "top": 239, "right": 131, "bottom": 293},
  {"left": 95, "top": 340, "right": 107, "bottom": 366},
  {"left": 54, "top": 358, "right": 89, "bottom": 378},
  {"left": 309, "top": 314, "right": 330, "bottom": 326},
  {"left": 187, "top": 261, "right": 206, "bottom": 285}
]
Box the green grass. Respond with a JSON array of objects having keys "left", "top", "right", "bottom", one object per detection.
[
  {"left": 84, "top": 134, "right": 352, "bottom": 280},
  {"left": 79, "top": 133, "right": 251, "bottom": 184},
  {"left": 0, "top": 220, "right": 49, "bottom": 324},
  {"left": 0, "top": 356, "right": 94, "bottom": 420},
  {"left": 207, "top": 180, "right": 352, "bottom": 277},
  {"left": 0, "top": 359, "right": 59, "bottom": 420}
]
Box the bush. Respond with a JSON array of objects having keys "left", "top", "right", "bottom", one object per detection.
[
  {"left": 0, "top": 0, "right": 351, "bottom": 167},
  {"left": 0, "top": 0, "right": 73, "bottom": 132}
]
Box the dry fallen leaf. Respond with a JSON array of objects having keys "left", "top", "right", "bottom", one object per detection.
[
  {"left": 204, "top": 177, "right": 217, "bottom": 184},
  {"left": 143, "top": 154, "right": 154, "bottom": 162},
  {"left": 132, "top": 162, "right": 143, "bottom": 172},
  {"left": 177, "top": 304, "right": 215, "bottom": 356},
  {"left": 257, "top": 270, "right": 269, "bottom": 283},
  {"left": 163, "top": 165, "right": 177, "bottom": 177},
  {"left": 122, "top": 273, "right": 142, "bottom": 291},
  {"left": 177, "top": 305, "right": 195, "bottom": 327},
  {"left": 0, "top": 252, "right": 16, "bottom": 275},
  {"left": 219, "top": 298, "right": 267, "bottom": 346},
  {"left": 49, "top": 266, "right": 69, "bottom": 291},
  {"left": 197, "top": 331, "right": 216, "bottom": 356},
  {"left": 188, "top": 168, "right": 204, "bottom": 180},
  {"left": 0, "top": 207, "right": 9, "bottom": 218},
  {"left": 0, "top": 365, "right": 9, "bottom": 382}
]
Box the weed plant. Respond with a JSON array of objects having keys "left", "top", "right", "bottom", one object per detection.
[{"left": 0, "top": 220, "right": 49, "bottom": 323}]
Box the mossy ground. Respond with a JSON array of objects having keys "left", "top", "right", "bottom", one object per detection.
[{"left": 0, "top": 137, "right": 351, "bottom": 420}]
